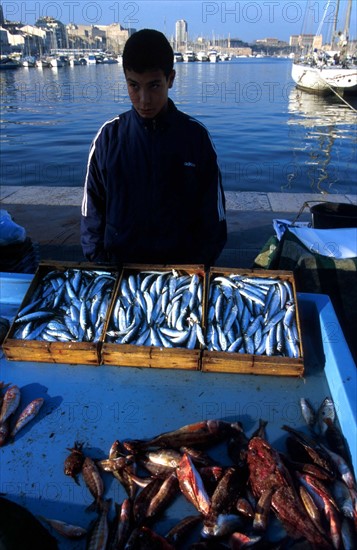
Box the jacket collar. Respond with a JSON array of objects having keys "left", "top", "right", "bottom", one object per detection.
[{"left": 132, "top": 98, "right": 177, "bottom": 130}]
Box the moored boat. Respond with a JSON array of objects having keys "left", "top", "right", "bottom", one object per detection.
[
  {"left": 292, "top": 61, "right": 357, "bottom": 95},
  {"left": 208, "top": 50, "right": 218, "bottom": 63},
  {"left": 0, "top": 56, "right": 21, "bottom": 70},
  {"left": 46, "top": 56, "right": 64, "bottom": 68},
  {"left": 85, "top": 54, "right": 97, "bottom": 65},
  {"left": 21, "top": 56, "right": 36, "bottom": 68},
  {"left": 102, "top": 56, "right": 118, "bottom": 64},
  {"left": 36, "top": 58, "right": 52, "bottom": 69},
  {"left": 219, "top": 52, "right": 230, "bottom": 61},
  {"left": 183, "top": 50, "right": 195, "bottom": 62},
  {"left": 291, "top": 0, "right": 357, "bottom": 95},
  {"left": 68, "top": 56, "right": 80, "bottom": 66},
  {"left": 196, "top": 51, "right": 209, "bottom": 62},
  {"left": 173, "top": 52, "right": 183, "bottom": 63}
]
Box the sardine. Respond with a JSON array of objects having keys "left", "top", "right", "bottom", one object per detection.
[
  {"left": 324, "top": 417, "right": 351, "bottom": 464},
  {"left": 320, "top": 444, "right": 356, "bottom": 491},
  {"left": 317, "top": 397, "right": 336, "bottom": 435},
  {"left": 300, "top": 397, "right": 317, "bottom": 431}
]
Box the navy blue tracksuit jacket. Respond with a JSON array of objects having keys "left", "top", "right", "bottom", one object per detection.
[{"left": 81, "top": 99, "right": 227, "bottom": 266}]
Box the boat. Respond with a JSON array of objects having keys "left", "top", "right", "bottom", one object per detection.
[
  {"left": 208, "top": 50, "right": 218, "bottom": 63},
  {"left": 183, "top": 50, "right": 195, "bottom": 62},
  {"left": 85, "top": 54, "right": 97, "bottom": 65},
  {"left": 196, "top": 51, "right": 209, "bottom": 62},
  {"left": 0, "top": 56, "right": 21, "bottom": 70},
  {"left": 46, "top": 56, "right": 65, "bottom": 68},
  {"left": 291, "top": 0, "right": 357, "bottom": 95},
  {"left": 173, "top": 52, "right": 183, "bottom": 63},
  {"left": 36, "top": 58, "right": 52, "bottom": 69},
  {"left": 21, "top": 56, "right": 36, "bottom": 68},
  {"left": 102, "top": 56, "right": 118, "bottom": 64},
  {"left": 219, "top": 52, "right": 230, "bottom": 61},
  {"left": 68, "top": 56, "right": 81, "bottom": 66}
]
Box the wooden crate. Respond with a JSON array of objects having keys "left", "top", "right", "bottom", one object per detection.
[
  {"left": 3, "top": 261, "right": 118, "bottom": 366},
  {"left": 201, "top": 268, "right": 304, "bottom": 376},
  {"left": 101, "top": 264, "right": 205, "bottom": 370}
]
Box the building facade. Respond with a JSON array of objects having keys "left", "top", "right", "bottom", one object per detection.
[{"left": 175, "top": 19, "right": 187, "bottom": 48}]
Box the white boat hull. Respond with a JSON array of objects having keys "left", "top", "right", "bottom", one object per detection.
[
  {"left": 183, "top": 52, "right": 195, "bottom": 62},
  {"left": 292, "top": 62, "right": 357, "bottom": 95},
  {"left": 48, "top": 58, "right": 64, "bottom": 68}
]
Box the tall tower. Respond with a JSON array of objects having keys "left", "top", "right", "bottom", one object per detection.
[
  {"left": 175, "top": 19, "right": 187, "bottom": 48},
  {"left": 0, "top": 4, "right": 5, "bottom": 27}
]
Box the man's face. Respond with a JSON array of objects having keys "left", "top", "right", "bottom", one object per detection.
[{"left": 125, "top": 69, "right": 175, "bottom": 119}]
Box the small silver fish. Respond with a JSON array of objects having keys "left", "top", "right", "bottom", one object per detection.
[
  {"left": 317, "top": 397, "right": 335, "bottom": 435},
  {"left": 300, "top": 397, "right": 317, "bottom": 430}
]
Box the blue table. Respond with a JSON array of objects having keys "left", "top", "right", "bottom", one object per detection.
[{"left": 0, "top": 273, "right": 356, "bottom": 549}]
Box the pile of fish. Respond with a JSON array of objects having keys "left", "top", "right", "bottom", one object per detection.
[
  {"left": 106, "top": 270, "right": 205, "bottom": 349},
  {"left": 206, "top": 274, "right": 300, "bottom": 357},
  {"left": 0, "top": 381, "right": 44, "bottom": 446},
  {"left": 12, "top": 268, "right": 116, "bottom": 343},
  {"left": 57, "top": 397, "right": 356, "bottom": 549},
  {"left": 9, "top": 267, "right": 301, "bottom": 360}
]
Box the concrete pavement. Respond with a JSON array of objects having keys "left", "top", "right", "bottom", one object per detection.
[{"left": 1, "top": 186, "right": 356, "bottom": 267}]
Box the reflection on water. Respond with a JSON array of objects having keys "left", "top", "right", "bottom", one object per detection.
[
  {"left": 287, "top": 89, "right": 357, "bottom": 194},
  {"left": 0, "top": 61, "right": 356, "bottom": 194}
]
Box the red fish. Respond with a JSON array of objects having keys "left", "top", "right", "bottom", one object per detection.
[
  {"left": 0, "top": 385, "right": 21, "bottom": 424},
  {"left": 247, "top": 436, "right": 332, "bottom": 548},
  {"left": 64, "top": 441, "right": 85, "bottom": 485},
  {"left": 176, "top": 453, "right": 211, "bottom": 516},
  {"left": 10, "top": 397, "right": 44, "bottom": 437},
  {"left": 125, "top": 420, "right": 233, "bottom": 451},
  {"left": 81, "top": 456, "right": 104, "bottom": 510}
]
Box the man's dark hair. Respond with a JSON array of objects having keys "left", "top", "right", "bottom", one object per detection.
[{"left": 123, "top": 29, "right": 174, "bottom": 78}]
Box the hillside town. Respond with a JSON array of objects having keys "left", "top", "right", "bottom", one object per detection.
[{"left": 0, "top": 3, "right": 327, "bottom": 66}]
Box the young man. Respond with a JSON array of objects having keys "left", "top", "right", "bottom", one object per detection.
[{"left": 81, "top": 29, "right": 227, "bottom": 266}]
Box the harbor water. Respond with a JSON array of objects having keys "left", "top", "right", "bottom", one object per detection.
[{"left": 1, "top": 58, "right": 356, "bottom": 195}]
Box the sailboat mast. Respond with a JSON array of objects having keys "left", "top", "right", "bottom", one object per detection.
[
  {"left": 331, "top": 0, "right": 340, "bottom": 47},
  {"left": 344, "top": 0, "right": 352, "bottom": 40}
]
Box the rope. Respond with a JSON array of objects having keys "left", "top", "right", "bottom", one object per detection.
[
  {"left": 320, "top": 75, "right": 357, "bottom": 112},
  {"left": 294, "top": 62, "right": 357, "bottom": 111},
  {"left": 291, "top": 201, "right": 323, "bottom": 225}
]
